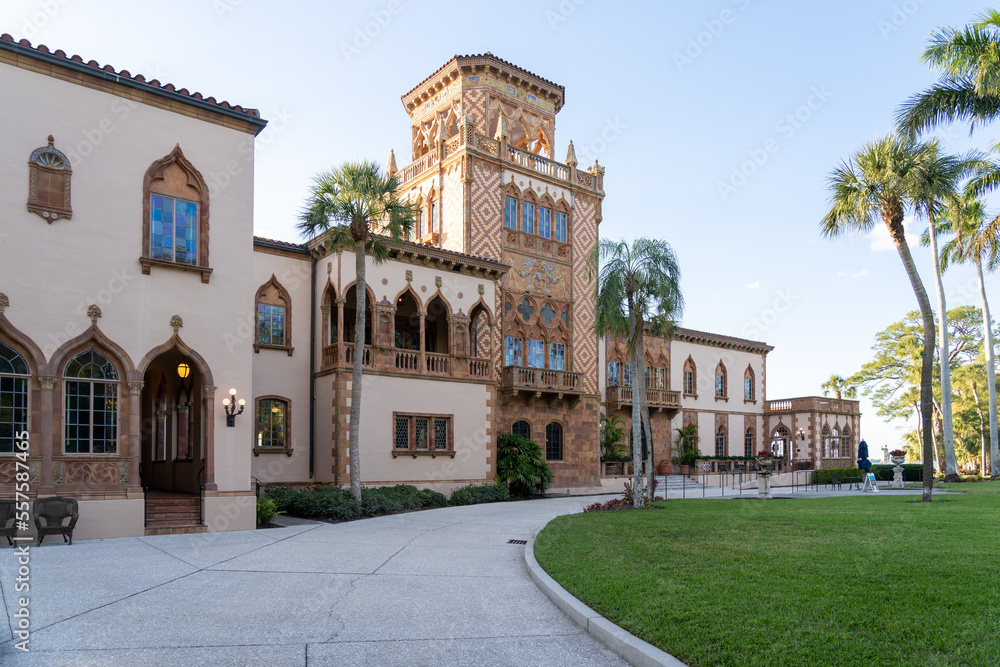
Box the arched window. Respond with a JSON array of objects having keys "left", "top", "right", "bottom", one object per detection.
[
  {"left": 822, "top": 425, "right": 831, "bottom": 458},
  {"left": 27, "top": 136, "right": 72, "bottom": 222},
  {"left": 0, "top": 341, "right": 30, "bottom": 453},
  {"left": 522, "top": 192, "right": 536, "bottom": 234},
  {"left": 771, "top": 426, "right": 790, "bottom": 458},
  {"left": 842, "top": 426, "right": 852, "bottom": 456},
  {"left": 715, "top": 361, "right": 727, "bottom": 399},
  {"left": 744, "top": 365, "right": 755, "bottom": 401},
  {"left": 744, "top": 427, "right": 755, "bottom": 458},
  {"left": 545, "top": 422, "right": 563, "bottom": 461},
  {"left": 64, "top": 349, "right": 119, "bottom": 454},
  {"left": 831, "top": 427, "right": 841, "bottom": 458},
  {"left": 607, "top": 362, "right": 620, "bottom": 387},
  {"left": 255, "top": 397, "right": 290, "bottom": 453},
  {"left": 683, "top": 357, "right": 696, "bottom": 396},
  {"left": 554, "top": 199, "right": 570, "bottom": 244},
  {"left": 715, "top": 424, "right": 727, "bottom": 456},
  {"left": 512, "top": 420, "right": 531, "bottom": 440},
  {"left": 255, "top": 275, "right": 292, "bottom": 353},
  {"left": 141, "top": 145, "right": 211, "bottom": 281}
]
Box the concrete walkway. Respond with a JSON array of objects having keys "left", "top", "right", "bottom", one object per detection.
[{"left": 1, "top": 497, "right": 627, "bottom": 666}]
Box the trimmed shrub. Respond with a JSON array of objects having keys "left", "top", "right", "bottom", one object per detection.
[
  {"left": 870, "top": 464, "right": 923, "bottom": 482},
  {"left": 267, "top": 484, "right": 451, "bottom": 521},
  {"left": 449, "top": 483, "right": 510, "bottom": 506},
  {"left": 496, "top": 433, "right": 552, "bottom": 497},
  {"left": 811, "top": 468, "right": 866, "bottom": 485},
  {"left": 256, "top": 496, "right": 279, "bottom": 525},
  {"left": 416, "top": 488, "right": 449, "bottom": 508}
]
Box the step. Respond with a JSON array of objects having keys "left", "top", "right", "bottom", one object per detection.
[{"left": 144, "top": 524, "right": 207, "bottom": 536}]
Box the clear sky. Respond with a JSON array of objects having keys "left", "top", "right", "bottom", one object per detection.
[{"left": 4, "top": 0, "right": 995, "bottom": 454}]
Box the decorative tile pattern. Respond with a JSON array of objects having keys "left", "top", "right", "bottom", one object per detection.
[
  {"left": 571, "top": 195, "right": 600, "bottom": 395},
  {"left": 463, "top": 88, "right": 488, "bottom": 134}
]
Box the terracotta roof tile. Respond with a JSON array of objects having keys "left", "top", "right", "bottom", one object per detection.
[
  {"left": 0, "top": 33, "right": 262, "bottom": 119},
  {"left": 402, "top": 53, "right": 565, "bottom": 102},
  {"left": 253, "top": 236, "right": 308, "bottom": 250}
]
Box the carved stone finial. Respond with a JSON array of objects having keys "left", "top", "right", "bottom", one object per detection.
[
  {"left": 170, "top": 314, "right": 183, "bottom": 333},
  {"left": 327, "top": 262, "right": 333, "bottom": 275},
  {"left": 87, "top": 304, "right": 102, "bottom": 323},
  {"left": 565, "top": 140, "right": 578, "bottom": 167},
  {"left": 0, "top": 292, "right": 8, "bottom": 313},
  {"left": 589, "top": 159, "right": 605, "bottom": 176},
  {"left": 47, "top": 135, "right": 54, "bottom": 146},
  {"left": 464, "top": 114, "right": 475, "bottom": 126},
  {"left": 478, "top": 284, "right": 484, "bottom": 295},
  {"left": 387, "top": 149, "right": 397, "bottom": 176},
  {"left": 495, "top": 115, "right": 510, "bottom": 142},
  {"left": 405, "top": 270, "right": 413, "bottom": 282}
]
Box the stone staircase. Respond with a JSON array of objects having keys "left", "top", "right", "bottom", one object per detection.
[
  {"left": 144, "top": 492, "right": 206, "bottom": 536},
  {"left": 653, "top": 475, "right": 712, "bottom": 495}
]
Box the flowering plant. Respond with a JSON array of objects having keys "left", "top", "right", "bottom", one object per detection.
[
  {"left": 889, "top": 449, "right": 906, "bottom": 457},
  {"left": 757, "top": 449, "right": 773, "bottom": 458}
]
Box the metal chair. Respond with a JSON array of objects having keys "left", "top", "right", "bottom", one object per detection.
[
  {"left": 831, "top": 474, "right": 842, "bottom": 490},
  {"left": 33, "top": 496, "right": 79, "bottom": 546},
  {"left": 0, "top": 499, "right": 16, "bottom": 545}
]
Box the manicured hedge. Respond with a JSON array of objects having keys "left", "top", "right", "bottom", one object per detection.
[
  {"left": 266, "top": 484, "right": 450, "bottom": 521},
  {"left": 449, "top": 483, "right": 510, "bottom": 506},
  {"left": 811, "top": 465, "right": 923, "bottom": 485}
]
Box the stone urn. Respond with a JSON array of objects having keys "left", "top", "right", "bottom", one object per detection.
[
  {"left": 890, "top": 455, "right": 906, "bottom": 466},
  {"left": 890, "top": 454, "right": 906, "bottom": 489},
  {"left": 756, "top": 452, "right": 773, "bottom": 499}
]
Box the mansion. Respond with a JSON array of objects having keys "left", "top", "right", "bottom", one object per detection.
[{"left": 0, "top": 39, "right": 860, "bottom": 540}]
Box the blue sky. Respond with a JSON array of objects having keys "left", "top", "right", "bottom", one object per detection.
[{"left": 4, "top": 0, "right": 995, "bottom": 452}]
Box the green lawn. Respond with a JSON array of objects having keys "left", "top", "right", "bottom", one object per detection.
[{"left": 534, "top": 483, "right": 1000, "bottom": 667}]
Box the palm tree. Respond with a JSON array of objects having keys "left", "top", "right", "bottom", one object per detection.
[
  {"left": 820, "top": 134, "right": 937, "bottom": 501},
  {"left": 298, "top": 161, "right": 415, "bottom": 501},
  {"left": 821, "top": 375, "right": 857, "bottom": 400},
  {"left": 937, "top": 193, "right": 1000, "bottom": 478},
  {"left": 590, "top": 238, "right": 682, "bottom": 508},
  {"left": 910, "top": 142, "right": 979, "bottom": 482}
]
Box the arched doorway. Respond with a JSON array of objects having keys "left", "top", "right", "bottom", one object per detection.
[{"left": 141, "top": 347, "right": 204, "bottom": 494}]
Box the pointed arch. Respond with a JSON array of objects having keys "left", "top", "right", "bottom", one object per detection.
[
  {"left": 744, "top": 363, "right": 756, "bottom": 401},
  {"left": 137, "top": 333, "right": 215, "bottom": 387},
  {"left": 141, "top": 144, "right": 211, "bottom": 280},
  {"left": 254, "top": 274, "right": 293, "bottom": 353},
  {"left": 683, "top": 355, "right": 697, "bottom": 397},
  {"left": 715, "top": 360, "right": 728, "bottom": 399},
  {"left": 49, "top": 323, "right": 134, "bottom": 379},
  {"left": 0, "top": 309, "right": 46, "bottom": 376}
]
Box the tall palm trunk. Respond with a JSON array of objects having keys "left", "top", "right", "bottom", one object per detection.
[
  {"left": 887, "top": 215, "right": 935, "bottom": 500},
  {"left": 636, "top": 325, "right": 654, "bottom": 500},
  {"left": 975, "top": 259, "right": 999, "bottom": 478},
  {"left": 349, "top": 241, "right": 366, "bottom": 501},
  {"left": 927, "top": 215, "right": 960, "bottom": 480},
  {"left": 627, "top": 295, "right": 643, "bottom": 508}
]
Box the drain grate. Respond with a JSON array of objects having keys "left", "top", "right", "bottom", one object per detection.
[{"left": 507, "top": 539, "right": 527, "bottom": 545}]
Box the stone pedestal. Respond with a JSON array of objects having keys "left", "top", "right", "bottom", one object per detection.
[
  {"left": 892, "top": 465, "right": 904, "bottom": 489},
  {"left": 758, "top": 471, "right": 772, "bottom": 499}
]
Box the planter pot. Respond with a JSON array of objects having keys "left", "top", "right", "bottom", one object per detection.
[
  {"left": 679, "top": 464, "right": 690, "bottom": 475},
  {"left": 757, "top": 457, "right": 772, "bottom": 467},
  {"left": 657, "top": 460, "right": 671, "bottom": 475},
  {"left": 890, "top": 456, "right": 906, "bottom": 466}
]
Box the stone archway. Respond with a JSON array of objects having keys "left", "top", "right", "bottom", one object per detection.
[{"left": 139, "top": 345, "right": 207, "bottom": 494}]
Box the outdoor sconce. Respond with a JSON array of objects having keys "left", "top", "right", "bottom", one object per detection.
[
  {"left": 222, "top": 388, "right": 245, "bottom": 427},
  {"left": 177, "top": 362, "right": 190, "bottom": 379},
  {"left": 797, "top": 429, "right": 805, "bottom": 441}
]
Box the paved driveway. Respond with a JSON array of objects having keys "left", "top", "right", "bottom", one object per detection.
[{"left": 1, "top": 497, "right": 626, "bottom": 666}]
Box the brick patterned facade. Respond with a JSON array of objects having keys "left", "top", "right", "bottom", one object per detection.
[{"left": 571, "top": 194, "right": 600, "bottom": 396}]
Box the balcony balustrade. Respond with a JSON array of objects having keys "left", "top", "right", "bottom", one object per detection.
[
  {"left": 605, "top": 385, "right": 680, "bottom": 415},
  {"left": 501, "top": 365, "right": 584, "bottom": 407},
  {"left": 321, "top": 343, "right": 488, "bottom": 382}
]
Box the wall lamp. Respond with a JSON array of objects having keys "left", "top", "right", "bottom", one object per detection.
[
  {"left": 796, "top": 428, "right": 806, "bottom": 442},
  {"left": 222, "top": 388, "right": 245, "bottom": 427}
]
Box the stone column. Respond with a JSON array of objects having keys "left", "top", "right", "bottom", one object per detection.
[
  {"left": 336, "top": 298, "right": 346, "bottom": 364},
  {"left": 38, "top": 375, "right": 56, "bottom": 494},
  {"left": 320, "top": 304, "right": 331, "bottom": 352},
  {"left": 127, "top": 380, "right": 143, "bottom": 496},
  {"left": 418, "top": 312, "right": 426, "bottom": 375},
  {"left": 203, "top": 385, "right": 217, "bottom": 491}
]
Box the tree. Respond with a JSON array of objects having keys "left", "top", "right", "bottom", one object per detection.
[
  {"left": 298, "top": 161, "right": 415, "bottom": 501},
  {"left": 910, "top": 142, "right": 977, "bottom": 482},
  {"left": 936, "top": 193, "right": 1000, "bottom": 477},
  {"left": 821, "top": 135, "right": 939, "bottom": 500},
  {"left": 590, "top": 238, "right": 683, "bottom": 508},
  {"left": 821, "top": 375, "right": 857, "bottom": 400}
]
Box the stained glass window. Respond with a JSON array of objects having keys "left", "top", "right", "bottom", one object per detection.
[
  {"left": 151, "top": 194, "right": 198, "bottom": 265},
  {"left": 504, "top": 197, "right": 518, "bottom": 230},
  {"left": 607, "top": 362, "right": 620, "bottom": 387},
  {"left": 257, "top": 400, "right": 287, "bottom": 448},
  {"left": 539, "top": 303, "right": 556, "bottom": 326},
  {"left": 257, "top": 304, "right": 286, "bottom": 346},
  {"left": 517, "top": 299, "right": 534, "bottom": 322},
  {"left": 395, "top": 416, "right": 410, "bottom": 450},
  {"left": 522, "top": 202, "right": 534, "bottom": 234},
  {"left": 415, "top": 418, "right": 429, "bottom": 450},
  {"left": 538, "top": 207, "right": 551, "bottom": 238},
  {"left": 527, "top": 340, "right": 545, "bottom": 369},
  {"left": 0, "top": 342, "right": 28, "bottom": 454},
  {"left": 545, "top": 422, "right": 563, "bottom": 461},
  {"left": 64, "top": 349, "right": 118, "bottom": 454},
  {"left": 434, "top": 419, "right": 448, "bottom": 450},
  {"left": 555, "top": 211, "right": 567, "bottom": 243},
  {"left": 548, "top": 343, "right": 565, "bottom": 370},
  {"left": 744, "top": 377, "right": 753, "bottom": 400},
  {"left": 505, "top": 337, "right": 522, "bottom": 366}
]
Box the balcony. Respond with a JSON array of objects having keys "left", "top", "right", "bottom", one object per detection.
[
  {"left": 605, "top": 385, "right": 681, "bottom": 416},
  {"left": 765, "top": 396, "right": 861, "bottom": 415},
  {"left": 501, "top": 365, "right": 584, "bottom": 407},
  {"left": 322, "top": 343, "right": 489, "bottom": 382},
  {"left": 395, "top": 129, "right": 604, "bottom": 193}
]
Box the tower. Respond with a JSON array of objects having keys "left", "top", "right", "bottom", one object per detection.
[{"left": 395, "top": 54, "right": 607, "bottom": 487}]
